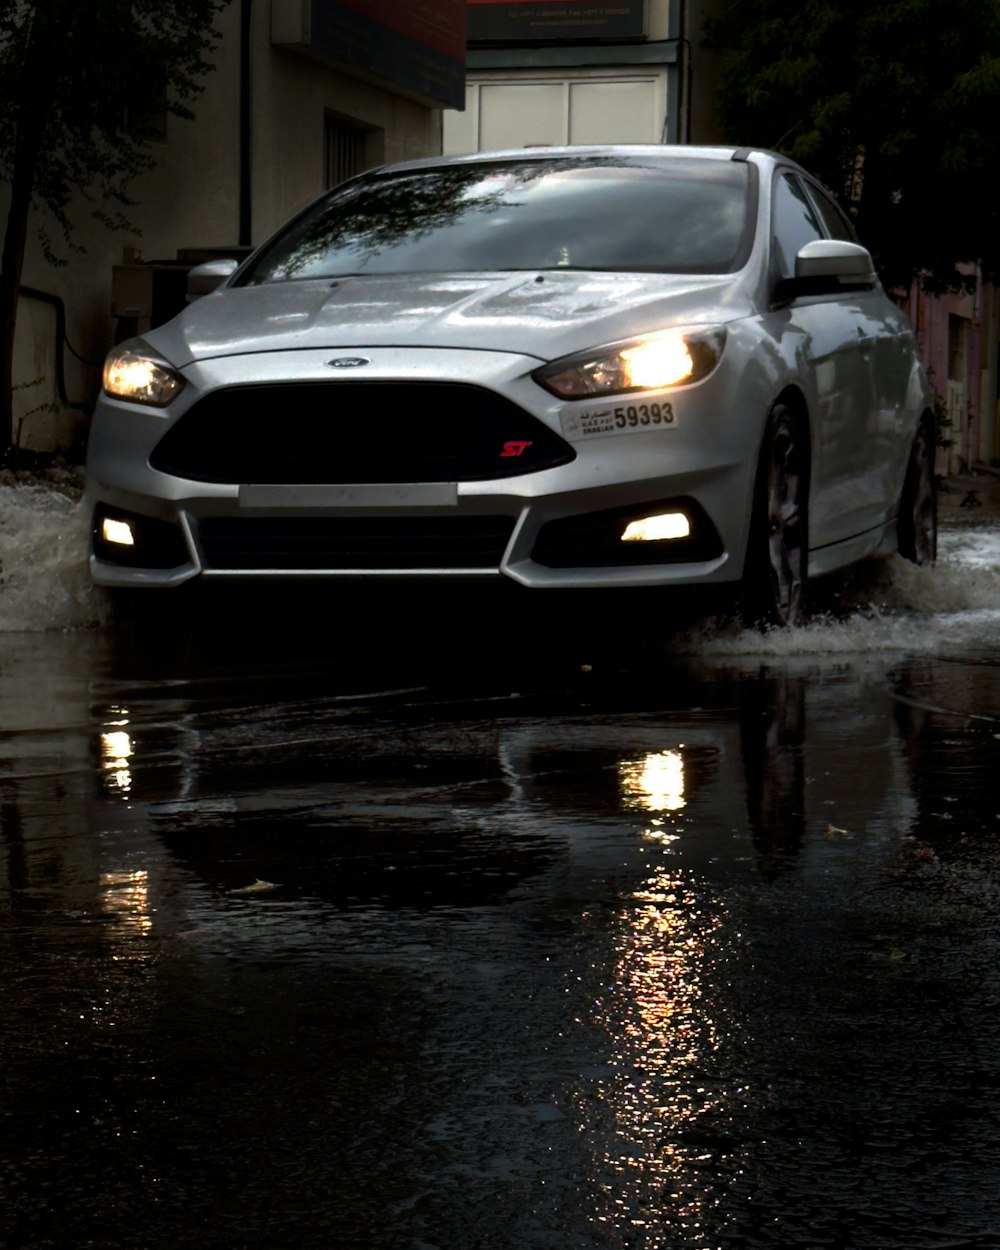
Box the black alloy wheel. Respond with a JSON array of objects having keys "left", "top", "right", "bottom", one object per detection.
[{"left": 741, "top": 403, "right": 808, "bottom": 629}]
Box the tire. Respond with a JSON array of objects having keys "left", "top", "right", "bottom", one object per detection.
[
  {"left": 897, "top": 419, "right": 937, "bottom": 565},
  {"left": 740, "top": 403, "right": 809, "bottom": 629}
]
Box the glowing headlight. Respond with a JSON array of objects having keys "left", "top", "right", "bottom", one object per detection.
[
  {"left": 534, "top": 327, "right": 725, "bottom": 399},
  {"left": 103, "top": 347, "right": 184, "bottom": 407}
]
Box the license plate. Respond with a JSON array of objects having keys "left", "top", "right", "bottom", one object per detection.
[
  {"left": 561, "top": 400, "right": 676, "bottom": 441},
  {"left": 238, "top": 483, "right": 458, "bottom": 509}
]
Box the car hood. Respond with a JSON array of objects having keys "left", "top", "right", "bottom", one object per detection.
[{"left": 147, "top": 271, "right": 751, "bottom": 368}]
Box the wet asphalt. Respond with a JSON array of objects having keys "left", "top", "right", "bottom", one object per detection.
[{"left": 2, "top": 479, "right": 1000, "bottom": 1250}]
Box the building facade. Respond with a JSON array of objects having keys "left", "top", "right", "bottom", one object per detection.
[
  {"left": 6, "top": 0, "right": 464, "bottom": 457},
  {"left": 444, "top": 0, "right": 721, "bottom": 154},
  {"left": 900, "top": 274, "right": 1000, "bottom": 474},
  {"left": 5, "top": 0, "right": 997, "bottom": 473}
]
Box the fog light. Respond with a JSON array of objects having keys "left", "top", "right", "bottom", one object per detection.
[
  {"left": 102, "top": 517, "right": 136, "bottom": 547},
  {"left": 621, "top": 513, "right": 691, "bottom": 542}
]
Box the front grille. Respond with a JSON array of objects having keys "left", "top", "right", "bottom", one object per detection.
[
  {"left": 151, "top": 382, "right": 574, "bottom": 484},
  {"left": 532, "top": 499, "right": 723, "bottom": 567},
  {"left": 198, "top": 516, "right": 515, "bottom": 570}
]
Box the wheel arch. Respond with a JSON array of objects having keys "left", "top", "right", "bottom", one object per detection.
[
  {"left": 739, "top": 386, "right": 813, "bottom": 574},
  {"left": 892, "top": 404, "right": 939, "bottom": 517},
  {"left": 918, "top": 404, "right": 939, "bottom": 454},
  {"left": 755, "top": 385, "right": 813, "bottom": 517},
  {"left": 896, "top": 406, "right": 939, "bottom": 565},
  {"left": 739, "top": 394, "right": 811, "bottom": 627},
  {"left": 770, "top": 385, "right": 812, "bottom": 469}
]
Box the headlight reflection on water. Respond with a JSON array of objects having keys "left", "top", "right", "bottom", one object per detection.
[
  {"left": 620, "top": 748, "right": 687, "bottom": 813},
  {"left": 586, "top": 746, "right": 741, "bottom": 1243}
]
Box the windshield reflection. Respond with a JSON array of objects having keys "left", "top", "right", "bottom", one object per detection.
[{"left": 241, "top": 157, "right": 753, "bottom": 282}]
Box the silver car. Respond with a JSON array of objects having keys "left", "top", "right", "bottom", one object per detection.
[{"left": 86, "top": 145, "right": 937, "bottom": 625}]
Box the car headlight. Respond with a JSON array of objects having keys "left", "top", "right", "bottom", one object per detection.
[
  {"left": 533, "top": 327, "right": 726, "bottom": 399},
  {"left": 102, "top": 346, "right": 184, "bottom": 407}
]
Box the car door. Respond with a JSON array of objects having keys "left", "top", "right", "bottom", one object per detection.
[
  {"left": 802, "top": 176, "right": 919, "bottom": 530},
  {"left": 766, "top": 170, "right": 886, "bottom": 550}
]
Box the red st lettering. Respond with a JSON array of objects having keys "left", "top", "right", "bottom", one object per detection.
[{"left": 500, "top": 440, "right": 533, "bottom": 458}]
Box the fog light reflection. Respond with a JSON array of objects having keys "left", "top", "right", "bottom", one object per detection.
[
  {"left": 101, "top": 717, "right": 133, "bottom": 796},
  {"left": 620, "top": 748, "right": 686, "bottom": 812}
]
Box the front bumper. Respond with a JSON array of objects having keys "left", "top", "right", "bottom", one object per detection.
[{"left": 86, "top": 346, "right": 759, "bottom": 590}]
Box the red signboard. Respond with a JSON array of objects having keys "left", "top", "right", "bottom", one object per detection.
[
  {"left": 333, "top": 0, "right": 466, "bottom": 61},
  {"left": 309, "top": 1, "right": 466, "bottom": 108}
]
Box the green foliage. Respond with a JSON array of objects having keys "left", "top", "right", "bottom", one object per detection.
[
  {"left": 703, "top": 0, "right": 1000, "bottom": 291},
  {"left": 0, "top": 0, "right": 228, "bottom": 460},
  {"left": 0, "top": 0, "right": 228, "bottom": 260}
]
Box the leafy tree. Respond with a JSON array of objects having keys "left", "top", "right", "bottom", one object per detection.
[
  {"left": 0, "top": 0, "right": 227, "bottom": 463},
  {"left": 704, "top": 0, "right": 1000, "bottom": 292}
]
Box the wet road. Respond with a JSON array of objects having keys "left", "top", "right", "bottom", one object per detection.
[{"left": 2, "top": 485, "right": 1000, "bottom": 1249}]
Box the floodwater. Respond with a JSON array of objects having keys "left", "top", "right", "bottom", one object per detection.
[{"left": 2, "top": 478, "right": 1000, "bottom": 1249}]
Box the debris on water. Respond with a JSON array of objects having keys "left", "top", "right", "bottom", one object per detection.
[
  {"left": 229, "top": 879, "right": 281, "bottom": 894},
  {"left": 901, "top": 838, "right": 937, "bottom": 862}
]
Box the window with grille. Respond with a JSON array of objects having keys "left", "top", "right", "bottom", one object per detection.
[{"left": 325, "top": 116, "right": 369, "bottom": 189}]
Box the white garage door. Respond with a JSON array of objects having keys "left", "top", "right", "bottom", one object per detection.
[{"left": 443, "top": 71, "right": 667, "bottom": 154}]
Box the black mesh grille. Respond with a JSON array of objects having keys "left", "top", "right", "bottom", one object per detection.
[
  {"left": 198, "top": 516, "right": 515, "bottom": 570},
  {"left": 151, "top": 382, "right": 574, "bottom": 484}
]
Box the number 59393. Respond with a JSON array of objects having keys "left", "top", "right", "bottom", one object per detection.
[{"left": 614, "top": 401, "right": 675, "bottom": 428}]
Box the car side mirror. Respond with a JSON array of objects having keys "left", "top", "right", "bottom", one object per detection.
[
  {"left": 186, "top": 258, "right": 239, "bottom": 301},
  {"left": 795, "top": 239, "right": 876, "bottom": 286}
]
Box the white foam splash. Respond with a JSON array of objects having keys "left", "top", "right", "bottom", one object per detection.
[
  {"left": 691, "top": 533, "right": 1000, "bottom": 661},
  {"left": 0, "top": 483, "right": 106, "bottom": 632},
  {"left": 693, "top": 604, "right": 999, "bottom": 661}
]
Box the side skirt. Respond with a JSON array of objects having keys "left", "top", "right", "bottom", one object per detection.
[{"left": 807, "top": 520, "right": 896, "bottom": 579}]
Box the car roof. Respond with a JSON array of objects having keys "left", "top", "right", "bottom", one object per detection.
[{"left": 363, "top": 144, "right": 798, "bottom": 179}]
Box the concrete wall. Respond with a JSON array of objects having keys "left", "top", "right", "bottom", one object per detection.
[{"left": 4, "top": 1, "right": 442, "bottom": 458}]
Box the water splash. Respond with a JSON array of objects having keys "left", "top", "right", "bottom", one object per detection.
[
  {"left": 0, "top": 483, "right": 106, "bottom": 632},
  {"left": 693, "top": 531, "right": 1000, "bottom": 661},
  {"left": 2, "top": 478, "right": 999, "bottom": 650}
]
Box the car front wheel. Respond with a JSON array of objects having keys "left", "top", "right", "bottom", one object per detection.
[{"left": 740, "top": 403, "right": 808, "bottom": 629}]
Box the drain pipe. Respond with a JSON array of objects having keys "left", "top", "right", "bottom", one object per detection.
[
  {"left": 19, "top": 287, "right": 92, "bottom": 410},
  {"left": 239, "top": 0, "right": 253, "bottom": 247}
]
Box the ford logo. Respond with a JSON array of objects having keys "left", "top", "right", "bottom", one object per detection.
[{"left": 326, "top": 356, "right": 370, "bottom": 369}]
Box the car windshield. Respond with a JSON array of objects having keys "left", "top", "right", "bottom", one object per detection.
[{"left": 238, "top": 156, "right": 755, "bottom": 283}]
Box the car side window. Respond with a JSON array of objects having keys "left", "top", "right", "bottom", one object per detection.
[
  {"left": 771, "top": 173, "right": 825, "bottom": 282},
  {"left": 804, "top": 179, "right": 858, "bottom": 243}
]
